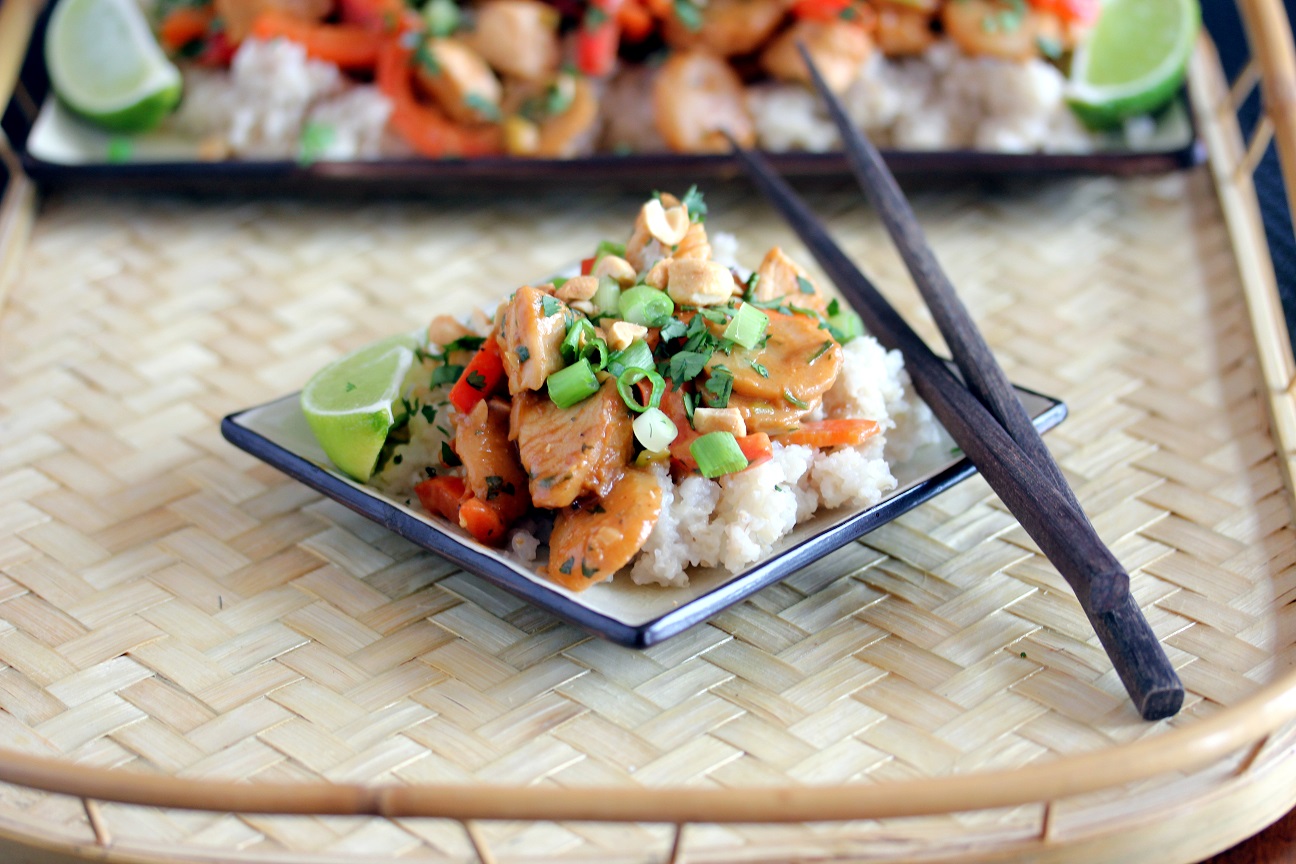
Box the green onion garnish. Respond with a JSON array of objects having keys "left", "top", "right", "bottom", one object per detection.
[
  {"left": 722, "top": 303, "right": 769, "bottom": 350},
  {"left": 690, "top": 431, "right": 749, "bottom": 478},
  {"left": 547, "top": 359, "right": 600, "bottom": 408},
  {"left": 423, "top": 0, "right": 460, "bottom": 36},
  {"left": 618, "top": 286, "right": 674, "bottom": 328},
  {"left": 633, "top": 407, "right": 677, "bottom": 452},
  {"left": 607, "top": 339, "right": 653, "bottom": 378},
  {"left": 616, "top": 367, "right": 665, "bottom": 414},
  {"left": 562, "top": 319, "right": 607, "bottom": 368},
  {"left": 430, "top": 364, "right": 464, "bottom": 387},
  {"left": 594, "top": 240, "right": 626, "bottom": 262},
  {"left": 592, "top": 275, "right": 621, "bottom": 316}
]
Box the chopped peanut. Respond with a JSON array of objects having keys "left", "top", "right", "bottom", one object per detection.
[
  {"left": 644, "top": 258, "right": 672, "bottom": 289},
  {"left": 557, "top": 275, "right": 599, "bottom": 302},
  {"left": 666, "top": 259, "right": 734, "bottom": 307},
  {"left": 642, "top": 198, "right": 691, "bottom": 246},
  {"left": 692, "top": 407, "right": 746, "bottom": 437},
  {"left": 594, "top": 255, "right": 637, "bottom": 286},
  {"left": 607, "top": 321, "right": 648, "bottom": 351}
]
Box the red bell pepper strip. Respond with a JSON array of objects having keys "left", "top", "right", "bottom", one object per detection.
[
  {"left": 448, "top": 338, "right": 506, "bottom": 414},
  {"left": 1028, "top": 0, "right": 1099, "bottom": 25}
]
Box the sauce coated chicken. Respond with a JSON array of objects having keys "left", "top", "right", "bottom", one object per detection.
[{"left": 412, "top": 190, "right": 883, "bottom": 591}]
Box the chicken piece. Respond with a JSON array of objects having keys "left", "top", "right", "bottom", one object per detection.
[
  {"left": 652, "top": 50, "right": 755, "bottom": 153},
  {"left": 537, "top": 76, "right": 601, "bottom": 158},
  {"left": 705, "top": 308, "right": 841, "bottom": 412},
  {"left": 496, "top": 285, "right": 569, "bottom": 394},
  {"left": 761, "top": 19, "right": 873, "bottom": 95},
  {"left": 547, "top": 468, "right": 663, "bottom": 590},
  {"left": 754, "top": 246, "right": 829, "bottom": 312},
  {"left": 469, "top": 0, "right": 561, "bottom": 82},
  {"left": 874, "top": 3, "right": 937, "bottom": 57},
  {"left": 942, "top": 0, "right": 1064, "bottom": 62},
  {"left": 455, "top": 398, "right": 531, "bottom": 524},
  {"left": 415, "top": 38, "right": 503, "bottom": 125},
  {"left": 661, "top": 0, "right": 788, "bottom": 57},
  {"left": 214, "top": 0, "right": 330, "bottom": 43},
  {"left": 510, "top": 380, "right": 634, "bottom": 508}
]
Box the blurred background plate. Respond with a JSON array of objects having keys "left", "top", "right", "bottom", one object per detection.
[{"left": 3, "top": 2, "right": 1205, "bottom": 196}]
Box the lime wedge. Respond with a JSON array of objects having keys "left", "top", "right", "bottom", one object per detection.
[
  {"left": 1066, "top": 0, "right": 1200, "bottom": 130},
  {"left": 301, "top": 334, "right": 420, "bottom": 482},
  {"left": 45, "top": 0, "right": 183, "bottom": 133}
]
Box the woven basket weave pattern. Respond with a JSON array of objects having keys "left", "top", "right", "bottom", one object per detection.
[{"left": 0, "top": 169, "right": 1290, "bottom": 861}]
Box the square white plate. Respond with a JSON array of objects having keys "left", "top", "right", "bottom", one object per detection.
[{"left": 223, "top": 386, "right": 1065, "bottom": 647}]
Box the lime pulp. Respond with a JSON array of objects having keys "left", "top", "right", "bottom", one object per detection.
[{"left": 45, "top": 0, "right": 183, "bottom": 133}]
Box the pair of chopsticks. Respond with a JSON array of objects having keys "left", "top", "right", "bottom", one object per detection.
[{"left": 726, "top": 48, "right": 1183, "bottom": 721}]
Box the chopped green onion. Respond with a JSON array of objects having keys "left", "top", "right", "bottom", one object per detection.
[
  {"left": 722, "top": 303, "right": 770, "bottom": 349},
  {"left": 423, "top": 0, "right": 460, "bottom": 36},
  {"left": 594, "top": 240, "right": 626, "bottom": 262},
  {"left": 690, "top": 431, "right": 748, "bottom": 478},
  {"left": 547, "top": 359, "right": 600, "bottom": 408},
  {"left": 633, "top": 407, "right": 677, "bottom": 452},
  {"left": 592, "top": 275, "right": 622, "bottom": 315},
  {"left": 618, "top": 286, "right": 674, "bottom": 328},
  {"left": 607, "top": 339, "right": 653, "bottom": 378},
  {"left": 561, "top": 319, "right": 609, "bottom": 370},
  {"left": 616, "top": 367, "right": 665, "bottom": 414},
  {"left": 827, "top": 308, "right": 864, "bottom": 343}
]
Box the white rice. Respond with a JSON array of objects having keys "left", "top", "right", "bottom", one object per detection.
[
  {"left": 169, "top": 38, "right": 393, "bottom": 160},
  {"left": 748, "top": 42, "right": 1094, "bottom": 155},
  {"left": 629, "top": 333, "right": 934, "bottom": 588}
]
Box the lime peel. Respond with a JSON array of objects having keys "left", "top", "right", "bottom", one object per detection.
[
  {"left": 301, "top": 334, "right": 421, "bottom": 482},
  {"left": 45, "top": 0, "right": 183, "bottom": 133},
  {"left": 1066, "top": 0, "right": 1200, "bottom": 130}
]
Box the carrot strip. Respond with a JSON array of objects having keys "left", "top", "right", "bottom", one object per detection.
[
  {"left": 415, "top": 475, "right": 469, "bottom": 521},
  {"left": 736, "top": 432, "right": 772, "bottom": 466},
  {"left": 778, "top": 418, "right": 881, "bottom": 448},
  {"left": 376, "top": 40, "right": 504, "bottom": 158},
  {"left": 449, "top": 339, "right": 506, "bottom": 414},
  {"left": 250, "top": 12, "right": 384, "bottom": 70},
  {"left": 458, "top": 498, "right": 508, "bottom": 545},
  {"left": 159, "top": 7, "right": 213, "bottom": 51},
  {"left": 617, "top": 0, "right": 654, "bottom": 41}
]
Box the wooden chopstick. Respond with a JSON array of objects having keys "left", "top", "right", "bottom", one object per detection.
[
  {"left": 789, "top": 47, "right": 1184, "bottom": 723},
  {"left": 726, "top": 135, "right": 1183, "bottom": 721}
]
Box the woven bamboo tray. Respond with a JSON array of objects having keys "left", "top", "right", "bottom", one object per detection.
[{"left": 2, "top": 6, "right": 1296, "bottom": 863}]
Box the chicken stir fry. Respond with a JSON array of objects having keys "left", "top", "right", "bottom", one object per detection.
[
  {"left": 155, "top": 0, "right": 1101, "bottom": 158},
  {"left": 402, "top": 190, "right": 889, "bottom": 590}
]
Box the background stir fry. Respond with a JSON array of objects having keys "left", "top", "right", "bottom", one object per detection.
[
  {"left": 329, "top": 190, "right": 937, "bottom": 591},
  {"left": 64, "top": 0, "right": 1193, "bottom": 157}
]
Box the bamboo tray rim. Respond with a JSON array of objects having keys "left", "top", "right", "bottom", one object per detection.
[{"left": 0, "top": 34, "right": 1290, "bottom": 831}]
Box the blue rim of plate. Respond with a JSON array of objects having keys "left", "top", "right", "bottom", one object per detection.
[{"left": 222, "top": 386, "right": 1067, "bottom": 648}]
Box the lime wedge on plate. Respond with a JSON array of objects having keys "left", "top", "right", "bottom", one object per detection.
[
  {"left": 45, "top": 0, "right": 183, "bottom": 133},
  {"left": 1067, "top": 0, "right": 1200, "bottom": 130},
  {"left": 301, "top": 334, "right": 420, "bottom": 482}
]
